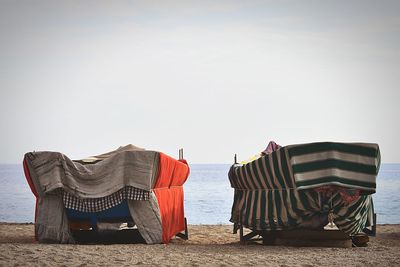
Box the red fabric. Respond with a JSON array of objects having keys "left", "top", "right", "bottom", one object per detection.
[
  {"left": 153, "top": 153, "right": 189, "bottom": 244},
  {"left": 23, "top": 159, "right": 38, "bottom": 241},
  {"left": 314, "top": 185, "right": 361, "bottom": 205},
  {"left": 261, "top": 141, "right": 282, "bottom": 155},
  {"left": 23, "top": 159, "right": 38, "bottom": 197}
]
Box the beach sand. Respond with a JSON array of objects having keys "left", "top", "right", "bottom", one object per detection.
[{"left": 0, "top": 223, "right": 399, "bottom": 266}]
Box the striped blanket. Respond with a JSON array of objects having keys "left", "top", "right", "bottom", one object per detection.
[
  {"left": 287, "top": 142, "right": 380, "bottom": 193},
  {"left": 229, "top": 142, "right": 380, "bottom": 235}
]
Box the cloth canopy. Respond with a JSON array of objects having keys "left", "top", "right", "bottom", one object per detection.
[
  {"left": 23, "top": 144, "right": 189, "bottom": 244},
  {"left": 229, "top": 142, "right": 380, "bottom": 236}
]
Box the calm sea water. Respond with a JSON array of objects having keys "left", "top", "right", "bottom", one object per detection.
[{"left": 0, "top": 163, "right": 399, "bottom": 224}]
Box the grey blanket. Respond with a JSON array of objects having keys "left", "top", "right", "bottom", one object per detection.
[
  {"left": 24, "top": 149, "right": 159, "bottom": 198},
  {"left": 24, "top": 146, "right": 162, "bottom": 244}
]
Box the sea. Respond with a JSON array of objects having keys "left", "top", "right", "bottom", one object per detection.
[{"left": 0, "top": 163, "right": 399, "bottom": 224}]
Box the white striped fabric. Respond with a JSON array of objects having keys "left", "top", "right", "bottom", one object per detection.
[{"left": 229, "top": 142, "right": 379, "bottom": 236}]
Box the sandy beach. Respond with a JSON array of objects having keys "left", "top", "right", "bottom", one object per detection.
[{"left": 0, "top": 223, "right": 399, "bottom": 266}]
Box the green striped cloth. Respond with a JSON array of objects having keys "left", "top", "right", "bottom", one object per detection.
[
  {"left": 287, "top": 142, "right": 380, "bottom": 193},
  {"left": 228, "top": 142, "right": 379, "bottom": 235}
]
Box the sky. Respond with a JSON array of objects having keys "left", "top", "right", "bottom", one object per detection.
[{"left": 0, "top": 0, "right": 399, "bottom": 164}]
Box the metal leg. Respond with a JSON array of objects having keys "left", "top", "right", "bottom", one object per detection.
[
  {"left": 240, "top": 222, "right": 244, "bottom": 244},
  {"left": 363, "top": 213, "right": 377, "bottom": 237},
  {"left": 176, "top": 217, "right": 189, "bottom": 240},
  {"left": 372, "top": 213, "right": 377, "bottom": 236},
  {"left": 238, "top": 214, "right": 263, "bottom": 244},
  {"left": 184, "top": 217, "right": 188, "bottom": 239},
  {"left": 239, "top": 212, "right": 245, "bottom": 244}
]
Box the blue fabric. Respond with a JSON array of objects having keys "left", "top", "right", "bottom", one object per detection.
[{"left": 65, "top": 200, "right": 132, "bottom": 230}]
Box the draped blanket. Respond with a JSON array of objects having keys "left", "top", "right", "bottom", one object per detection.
[
  {"left": 287, "top": 142, "right": 380, "bottom": 193},
  {"left": 229, "top": 142, "right": 380, "bottom": 236},
  {"left": 23, "top": 145, "right": 190, "bottom": 244},
  {"left": 24, "top": 149, "right": 159, "bottom": 198}
]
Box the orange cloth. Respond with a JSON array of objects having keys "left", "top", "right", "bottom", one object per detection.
[{"left": 153, "top": 153, "right": 189, "bottom": 244}]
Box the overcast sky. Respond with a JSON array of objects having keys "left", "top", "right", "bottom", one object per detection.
[{"left": 0, "top": 0, "right": 399, "bottom": 164}]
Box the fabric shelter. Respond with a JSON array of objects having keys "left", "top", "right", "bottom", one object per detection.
[
  {"left": 23, "top": 145, "right": 190, "bottom": 244},
  {"left": 229, "top": 142, "right": 380, "bottom": 236}
]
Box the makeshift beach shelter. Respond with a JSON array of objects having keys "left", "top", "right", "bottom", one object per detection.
[
  {"left": 229, "top": 141, "right": 380, "bottom": 246},
  {"left": 23, "top": 145, "right": 190, "bottom": 244}
]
